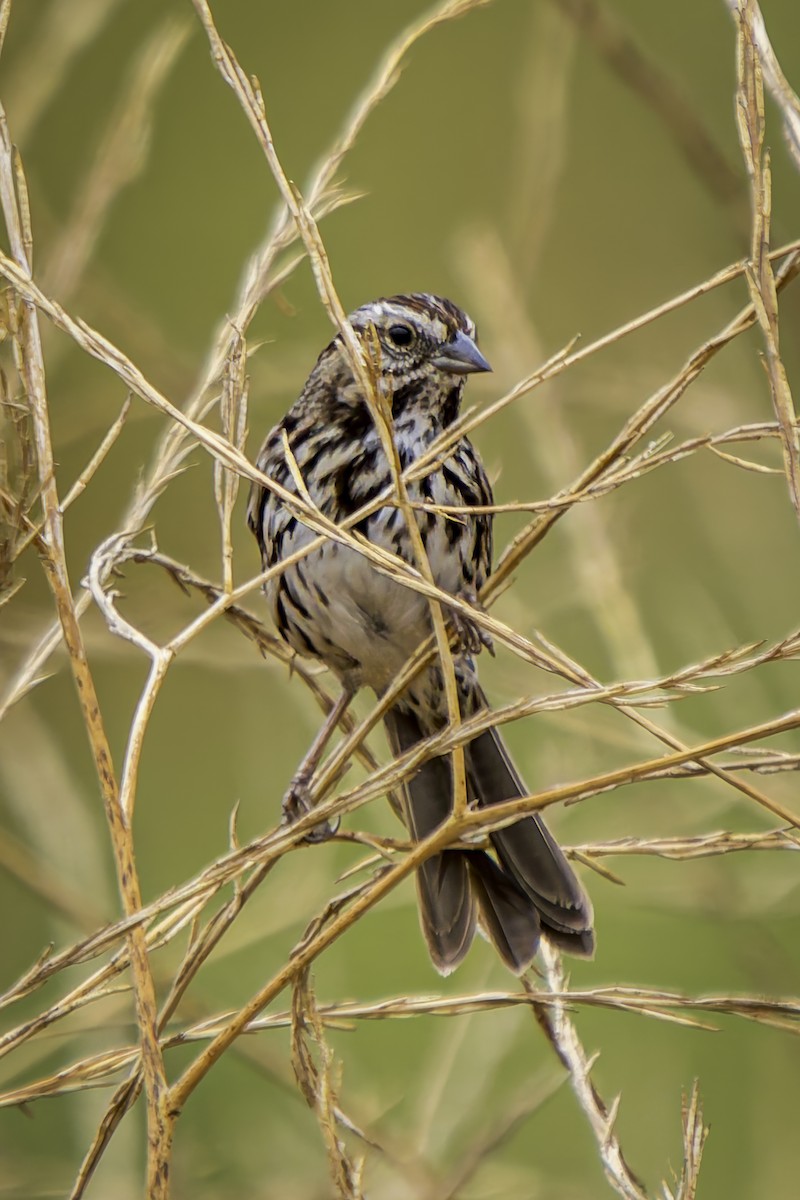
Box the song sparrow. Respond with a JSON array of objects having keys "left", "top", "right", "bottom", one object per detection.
[{"left": 247, "top": 293, "right": 594, "bottom": 973}]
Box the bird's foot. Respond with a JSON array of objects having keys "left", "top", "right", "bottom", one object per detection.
[
  {"left": 282, "top": 775, "right": 339, "bottom": 842},
  {"left": 450, "top": 589, "right": 494, "bottom": 657}
]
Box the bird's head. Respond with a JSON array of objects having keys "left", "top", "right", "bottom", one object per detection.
[{"left": 347, "top": 293, "right": 491, "bottom": 385}]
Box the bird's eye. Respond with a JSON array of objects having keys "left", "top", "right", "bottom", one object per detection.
[{"left": 388, "top": 323, "right": 414, "bottom": 348}]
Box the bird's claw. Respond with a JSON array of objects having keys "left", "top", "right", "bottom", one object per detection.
[
  {"left": 450, "top": 590, "right": 494, "bottom": 657},
  {"left": 282, "top": 777, "right": 339, "bottom": 842}
]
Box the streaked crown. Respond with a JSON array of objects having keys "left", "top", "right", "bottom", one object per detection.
[{"left": 345, "top": 293, "right": 491, "bottom": 379}]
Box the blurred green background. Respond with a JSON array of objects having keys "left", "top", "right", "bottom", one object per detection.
[{"left": 2, "top": 1, "right": 800, "bottom": 1196}]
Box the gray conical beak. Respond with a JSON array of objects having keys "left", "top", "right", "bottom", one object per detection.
[{"left": 432, "top": 329, "right": 492, "bottom": 375}]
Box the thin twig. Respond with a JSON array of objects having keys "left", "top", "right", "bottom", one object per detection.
[
  {"left": 529, "top": 943, "right": 648, "bottom": 1199},
  {"left": 0, "top": 104, "right": 172, "bottom": 1196},
  {"left": 734, "top": 0, "right": 800, "bottom": 525}
]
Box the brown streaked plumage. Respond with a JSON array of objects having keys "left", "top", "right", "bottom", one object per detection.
[{"left": 248, "top": 293, "right": 594, "bottom": 973}]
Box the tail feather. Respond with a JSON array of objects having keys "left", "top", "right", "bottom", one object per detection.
[
  {"left": 466, "top": 719, "right": 594, "bottom": 958},
  {"left": 468, "top": 853, "right": 541, "bottom": 974},
  {"left": 384, "top": 694, "right": 594, "bottom": 973},
  {"left": 384, "top": 708, "right": 475, "bottom": 974}
]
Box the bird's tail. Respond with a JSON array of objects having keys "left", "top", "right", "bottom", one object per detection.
[
  {"left": 466, "top": 691, "right": 594, "bottom": 958},
  {"left": 384, "top": 706, "right": 476, "bottom": 974},
  {"left": 384, "top": 698, "right": 593, "bottom": 975}
]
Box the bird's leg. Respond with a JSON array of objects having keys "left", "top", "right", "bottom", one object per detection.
[
  {"left": 448, "top": 588, "right": 494, "bottom": 657},
  {"left": 282, "top": 686, "right": 354, "bottom": 841}
]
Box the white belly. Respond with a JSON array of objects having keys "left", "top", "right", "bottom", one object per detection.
[{"left": 269, "top": 523, "right": 434, "bottom": 692}]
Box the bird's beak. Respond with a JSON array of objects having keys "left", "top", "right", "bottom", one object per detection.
[{"left": 432, "top": 329, "right": 492, "bottom": 375}]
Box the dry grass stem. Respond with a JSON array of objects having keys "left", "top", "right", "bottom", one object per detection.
[
  {"left": 292, "top": 966, "right": 365, "bottom": 1199},
  {"left": 9, "top": 971, "right": 800, "bottom": 1113},
  {"left": 0, "top": 95, "right": 172, "bottom": 1195},
  {"left": 734, "top": 0, "right": 800, "bottom": 523},
  {"left": 662, "top": 1082, "right": 708, "bottom": 1200},
  {"left": 192, "top": 0, "right": 473, "bottom": 814},
  {"left": 725, "top": 0, "right": 800, "bottom": 170},
  {"left": 528, "top": 944, "right": 649, "bottom": 1200}
]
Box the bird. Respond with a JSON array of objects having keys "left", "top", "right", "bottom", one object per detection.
[{"left": 247, "top": 292, "right": 594, "bottom": 974}]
